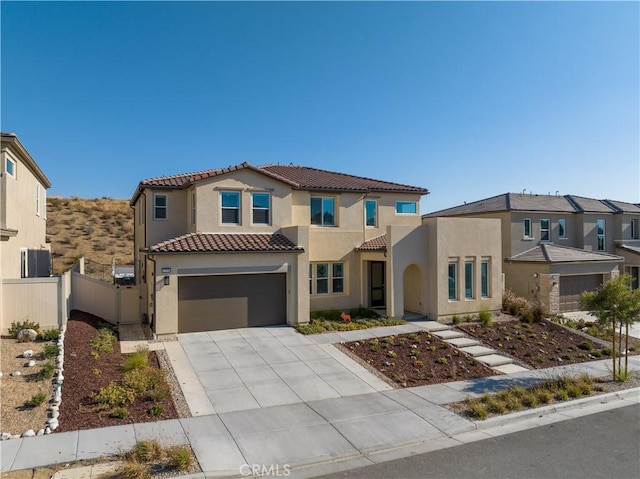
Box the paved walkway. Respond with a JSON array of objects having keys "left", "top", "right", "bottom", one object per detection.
[{"left": 2, "top": 323, "right": 640, "bottom": 478}]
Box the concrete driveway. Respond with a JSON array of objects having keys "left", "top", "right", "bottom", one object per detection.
[{"left": 164, "top": 325, "right": 406, "bottom": 415}]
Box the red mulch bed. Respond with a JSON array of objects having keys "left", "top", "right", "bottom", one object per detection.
[
  {"left": 343, "top": 331, "right": 496, "bottom": 388},
  {"left": 57, "top": 310, "right": 178, "bottom": 432},
  {"left": 458, "top": 319, "right": 612, "bottom": 369}
]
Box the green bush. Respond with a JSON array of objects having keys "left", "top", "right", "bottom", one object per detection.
[
  {"left": 309, "top": 309, "right": 342, "bottom": 321},
  {"left": 43, "top": 344, "right": 60, "bottom": 359},
  {"left": 166, "top": 446, "right": 192, "bottom": 471},
  {"left": 40, "top": 329, "right": 60, "bottom": 341},
  {"left": 479, "top": 308, "right": 492, "bottom": 326},
  {"left": 295, "top": 317, "right": 406, "bottom": 335},
  {"left": 116, "top": 460, "right": 150, "bottom": 479},
  {"left": 123, "top": 367, "right": 169, "bottom": 401},
  {"left": 121, "top": 347, "right": 149, "bottom": 372},
  {"left": 90, "top": 327, "right": 117, "bottom": 354},
  {"left": 348, "top": 306, "right": 379, "bottom": 319},
  {"left": 8, "top": 319, "right": 40, "bottom": 338},
  {"left": 149, "top": 405, "right": 164, "bottom": 416},
  {"left": 91, "top": 382, "right": 136, "bottom": 409},
  {"left": 36, "top": 362, "right": 56, "bottom": 381},
  {"left": 451, "top": 315, "right": 461, "bottom": 325},
  {"left": 25, "top": 392, "right": 47, "bottom": 407},
  {"left": 110, "top": 407, "right": 129, "bottom": 419},
  {"left": 128, "top": 440, "right": 163, "bottom": 463}
]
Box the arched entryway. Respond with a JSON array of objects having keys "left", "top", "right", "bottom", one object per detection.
[{"left": 403, "top": 264, "right": 422, "bottom": 314}]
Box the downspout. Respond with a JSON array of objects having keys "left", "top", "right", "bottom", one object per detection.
[{"left": 147, "top": 254, "right": 157, "bottom": 340}]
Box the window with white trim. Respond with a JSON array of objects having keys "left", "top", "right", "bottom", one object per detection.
[
  {"left": 36, "top": 184, "right": 41, "bottom": 216},
  {"left": 540, "top": 219, "right": 550, "bottom": 242},
  {"left": 153, "top": 194, "right": 167, "bottom": 220},
  {"left": 396, "top": 201, "right": 417, "bottom": 214},
  {"left": 311, "top": 197, "right": 335, "bottom": 226},
  {"left": 365, "top": 199, "right": 377, "bottom": 227},
  {"left": 5, "top": 157, "right": 16, "bottom": 178},
  {"left": 310, "top": 262, "right": 345, "bottom": 295},
  {"left": 597, "top": 219, "right": 605, "bottom": 251},
  {"left": 523, "top": 218, "right": 532, "bottom": 239},
  {"left": 221, "top": 191, "right": 240, "bottom": 224},
  {"left": 558, "top": 218, "right": 567, "bottom": 239},
  {"left": 20, "top": 249, "right": 28, "bottom": 278},
  {"left": 252, "top": 192, "right": 270, "bottom": 225}
]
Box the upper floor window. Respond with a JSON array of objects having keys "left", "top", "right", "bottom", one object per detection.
[
  {"left": 252, "top": 192, "right": 270, "bottom": 225},
  {"left": 448, "top": 263, "right": 457, "bottom": 300},
  {"left": 36, "top": 184, "right": 41, "bottom": 216},
  {"left": 540, "top": 219, "right": 550, "bottom": 242},
  {"left": 221, "top": 191, "right": 240, "bottom": 224},
  {"left": 365, "top": 200, "right": 377, "bottom": 227},
  {"left": 5, "top": 157, "right": 16, "bottom": 178},
  {"left": 311, "top": 197, "right": 335, "bottom": 226},
  {"left": 558, "top": 218, "right": 567, "bottom": 239},
  {"left": 154, "top": 194, "right": 167, "bottom": 220},
  {"left": 631, "top": 219, "right": 639, "bottom": 240},
  {"left": 597, "top": 219, "right": 605, "bottom": 251},
  {"left": 523, "top": 218, "right": 532, "bottom": 239},
  {"left": 396, "top": 201, "right": 417, "bottom": 214}
]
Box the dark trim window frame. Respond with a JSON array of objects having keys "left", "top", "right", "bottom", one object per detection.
[
  {"left": 481, "top": 261, "right": 490, "bottom": 298},
  {"left": 365, "top": 199, "right": 377, "bottom": 227},
  {"left": 464, "top": 261, "right": 474, "bottom": 299},
  {"left": 558, "top": 218, "right": 567, "bottom": 239},
  {"left": 251, "top": 192, "right": 271, "bottom": 225},
  {"left": 448, "top": 263, "right": 457, "bottom": 300},
  {"left": 597, "top": 219, "right": 605, "bottom": 251},
  {"left": 523, "top": 218, "right": 532, "bottom": 239},
  {"left": 153, "top": 194, "right": 168, "bottom": 220},
  {"left": 310, "top": 262, "right": 345, "bottom": 295},
  {"left": 221, "top": 191, "right": 241, "bottom": 225},
  {"left": 540, "top": 219, "right": 550, "bottom": 242},
  {"left": 311, "top": 196, "right": 336, "bottom": 226},
  {"left": 395, "top": 201, "right": 418, "bottom": 215}
]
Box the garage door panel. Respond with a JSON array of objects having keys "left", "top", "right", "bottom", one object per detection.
[
  {"left": 559, "top": 274, "right": 602, "bottom": 312},
  {"left": 178, "top": 274, "right": 286, "bottom": 332}
]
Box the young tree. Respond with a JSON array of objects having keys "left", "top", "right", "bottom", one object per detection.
[{"left": 581, "top": 274, "right": 640, "bottom": 381}]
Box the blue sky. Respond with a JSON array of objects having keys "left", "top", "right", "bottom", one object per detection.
[{"left": 1, "top": 1, "right": 638, "bottom": 213}]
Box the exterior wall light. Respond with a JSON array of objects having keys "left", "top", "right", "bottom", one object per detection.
[{"left": 164, "top": 276, "right": 170, "bottom": 286}]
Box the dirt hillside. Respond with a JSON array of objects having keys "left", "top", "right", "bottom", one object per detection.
[{"left": 46, "top": 197, "right": 134, "bottom": 276}]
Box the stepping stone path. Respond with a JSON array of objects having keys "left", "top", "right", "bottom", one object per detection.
[{"left": 426, "top": 323, "right": 529, "bottom": 374}]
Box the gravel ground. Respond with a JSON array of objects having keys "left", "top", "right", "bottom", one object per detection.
[{"left": 156, "top": 348, "right": 192, "bottom": 418}]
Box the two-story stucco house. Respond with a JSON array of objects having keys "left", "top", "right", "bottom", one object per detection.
[
  {"left": 1, "top": 132, "right": 51, "bottom": 279},
  {"left": 131, "top": 163, "right": 502, "bottom": 336},
  {"left": 427, "top": 192, "right": 640, "bottom": 314}
]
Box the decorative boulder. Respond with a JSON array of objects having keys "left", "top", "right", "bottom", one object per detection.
[
  {"left": 17, "top": 329, "right": 38, "bottom": 342},
  {"left": 27, "top": 360, "right": 36, "bottom": 367},
  {"left": 22, "top": 350, "right": 34, "bottom": 358},
  {"left": 10, "top": 371, "right": 21, "bottom": 377},
  {"left": 0, "top": 372, "right": 3, "bottom": 378},
  {"left": 21, "top": 430, "right": 35, "bottom": 438}
]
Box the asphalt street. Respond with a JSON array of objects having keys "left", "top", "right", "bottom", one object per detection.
[{"left": 316, "top": 404, "right": 640, "bottom": 479}]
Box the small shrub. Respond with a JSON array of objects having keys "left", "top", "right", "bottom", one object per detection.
[
  {"left": 92, "top": 368, "right": 102, "bottom": 376},
  {"left": 428, "top": 345, "right": 437, "bottom": 352},
  {"left": 468, "top": 400, "right": 488, "bottom": 419},
  {"left": 92, "top": 383, "right": 136, "bottom": 409},
  {"left": 8, "top": 319, "right": 40, "bottom": 338},
  {"left": 436, "top": 357, "right": 448, "bottom": 364},
  {"left": 479, "top": 308, "right": 492, "bottom": 326},
  {"left": 110, "top": 407, "right": 129, "bottom": 419},
  {"left": 90, "top": 327, "right": 117, "bottom": 354},
  {"left": 166, "top": 446, "right": 192, "bottom": 471},
  {"left": 413, "top": 360, "right": 424, "bottom": 368},
  {"left": 451, "top": 315, "right": 461, "bottom": 325},
  {"left": 116, "top": 460, "right": 150, "bottom": 479},
  {"left": 149, "top": 405, "right": 164, "bottom": 416},
  {"left": 349, "top": 306, "right": 378, "bottom": 319},
  {"left": 36, "top": 362, "right": 56, "bottom": 381},
  {"left": 521, "top": 394, "right": 539, "bottom": 408},
  {"left": 486, "top": 398, "right": 507, "bottom": 414},
  {"left": 121, "top": 346, "right": 149, "bottom": 372},
  {"left": 40, "top": 329, "right": 60, "bottom": 341},
  {"left": 554, "top": 390, "right": 569, "bottom": 401},
  {"left": 535, "top": 390, "right": 553, "bottom": 404},
  {"left": 617, "top": 366, "right": 633, "bottom": 382},
  {"left": 578, "top": 342, "right": 592, "bottom": 351},
  {"left": 128, "top": 440, "right": 163, "bottom": 463},
  {"left": 591, "top": 350, "right": 602, "bottom": 358},
  {"left": 410, "top": 348, "right": 420, "bottom": 357},
  {"left": 43, "top": 344, "right": 60, "bottom": 359},
  {"left": 25, "top": 392, "right": 47, "bottom": 408},
  {"left": 387, "top": 351, "right": 397, "bottom": 358}
]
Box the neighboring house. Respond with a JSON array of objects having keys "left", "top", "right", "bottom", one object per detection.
[
  {"left": 0, "top": 132, "right": 51, "bottom": 279},
  {"left": 426, "top": 193, "right": 640, "bottom": 314},
  {"left": 131, "top": 163, "right": 502, "bottom": 336}
]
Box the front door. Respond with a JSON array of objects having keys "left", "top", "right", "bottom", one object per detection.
[{"left": 370, "top": 261, "right": 385, "bottom": 307}]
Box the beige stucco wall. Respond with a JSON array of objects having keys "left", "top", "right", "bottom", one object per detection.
[
  {"left": 423, "top": 217, "right": 502, "bottom": 319},
  {"left": 1, "top": 144, "right": 49, "bottom": 279},
  {"left": 144, "top": 189, "right": 189, "bottom": 247}
]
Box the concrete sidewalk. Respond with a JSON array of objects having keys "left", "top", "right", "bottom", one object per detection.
[{"left": 2, "top": 354, "right": 638, "bottom": 477}]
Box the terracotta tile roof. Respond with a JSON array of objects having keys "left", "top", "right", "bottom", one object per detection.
[
  {"left": 258, "top": 164, "right": 428, "bottom": 194},
  {"left": 144, "top": 233, "right": 304, "bottom": 254},
  {"left": 507, "top": 243, "right": 623, "bottom": 264},
  {"left": 355, "top": 234, "right": 387, "bottom": 252},
  {"left": 131, "top": 162, "right": 428, "bottom": 204}
]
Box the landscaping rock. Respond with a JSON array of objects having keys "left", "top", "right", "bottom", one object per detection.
[
  {"left": 0, "top": 372, "right": 3, "bottom": 378},
  {"left": 36, "top": 429, "right": 45, "bottom": 436},
  {"left": 50, "top": 410, "right": 60, "bottom": 419},
  {"left": 21, "top": 429, "right": 35, "bottom": 438},
  {"left": 22, "top": 350, "right": 34, "bottom": 358},
  {"left": 18, "top": 329, "right": 38, "bottom": 342},
  {"left": 44, "top": 427, "right": 52, "bottom": 435},
  {"left": 27, "top": 360, "right": 36, "bottom": 367},
  {"left": 1, "top": 432, "right": 11, "bottom": 441},
  {"left": 47, "top": 418, "right": 59, "bottom": 430},
  {"left": 10, "top": 371, "right": 21, "bottom": 377}
]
